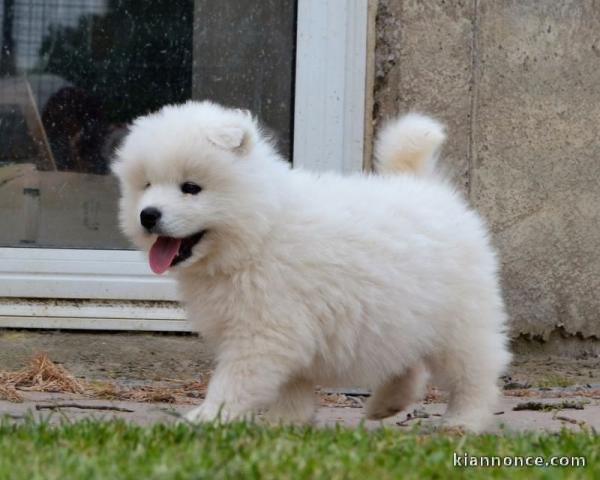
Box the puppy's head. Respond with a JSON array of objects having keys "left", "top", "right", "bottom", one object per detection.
[{"left": 112, "top": 101, "right": 281, "bottom": 274}]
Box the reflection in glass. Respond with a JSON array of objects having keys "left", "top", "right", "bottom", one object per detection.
[{"left": 0, "top": 0, "right": 193, "bottom": 249}]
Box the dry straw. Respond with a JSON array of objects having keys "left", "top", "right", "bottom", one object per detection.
[
  {"left": 0, "top": 353, "right": 84, "bottom": 402},
  {"left": 0, "top": 353, "right": 208, "bottom": 404}
]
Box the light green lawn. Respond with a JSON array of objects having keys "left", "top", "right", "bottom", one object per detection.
[{"left": 0, "top": 418, "right": 597, "bottom": 479}]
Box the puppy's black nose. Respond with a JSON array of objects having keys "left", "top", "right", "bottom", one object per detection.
[{"left": 140, "top": 207, "right": 161, "bottom": 230}]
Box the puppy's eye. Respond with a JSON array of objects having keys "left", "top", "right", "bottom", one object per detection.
[
  {"left": 144, "top": 182, "right": 151, "bottom": 190},
  {"left": 181, "top": 182, "right": 202, "bottom": 195}
]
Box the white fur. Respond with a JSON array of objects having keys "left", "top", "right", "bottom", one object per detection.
[
  {"left": 374, "top": 113, "right": 446, "bottom": 176},
  {"left": 113, "top": 101, "right": 511, "bottom": 432}
]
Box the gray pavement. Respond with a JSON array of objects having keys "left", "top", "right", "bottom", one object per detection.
[{"left": 2, "top": 391, "right": 598, "bottom": 434}]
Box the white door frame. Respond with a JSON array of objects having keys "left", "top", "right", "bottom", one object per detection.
[
  {"left": 294, "top": 0, "right": 370, "bottom": 174},
  {"left": 0, "top": 0, "right": 371, "bottom": 331}
]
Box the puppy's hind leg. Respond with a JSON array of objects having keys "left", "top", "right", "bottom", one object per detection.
[
  {"left": 429, "top": 331, "right": 511, "bottom": 433},
  {"left": 365, "top": 364, "right": 427, "bottom": 420},
  {"left": 265, "top": 378, "right": 316, "bottom": 425}
]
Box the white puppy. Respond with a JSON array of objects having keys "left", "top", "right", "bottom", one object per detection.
[{"left": 113, "top": 101, "right": 510, "bottom": 432}]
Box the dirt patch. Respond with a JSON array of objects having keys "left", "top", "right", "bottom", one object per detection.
[
  {"left": 0, "top": 330, "right": 212, "bottom": 381},
  {"left": 1, "top": 330, "right": 600, "bottom": 393},
  {"left": 508, "top": 353, "right": 600, "bottom": 387}
]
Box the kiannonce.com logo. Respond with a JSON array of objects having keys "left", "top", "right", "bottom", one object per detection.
[{"left": 453, "top": 452, "right": 587, "bottom": 468}]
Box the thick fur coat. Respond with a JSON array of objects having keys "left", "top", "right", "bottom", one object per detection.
[{"left": 113, "top": 101, "right": 511, "bottom": 431}]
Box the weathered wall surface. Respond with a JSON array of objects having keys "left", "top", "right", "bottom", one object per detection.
[{"left": 374, "top": 0, "right": 600, "bottom": 342}]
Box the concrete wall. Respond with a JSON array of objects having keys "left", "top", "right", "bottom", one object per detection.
[{"left": 374, "top": 0, "right": 600, "bottom": 342}]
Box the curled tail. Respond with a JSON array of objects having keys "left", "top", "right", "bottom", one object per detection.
[{"left": 374, "top": 113, "right": 446, "bottom": 176}]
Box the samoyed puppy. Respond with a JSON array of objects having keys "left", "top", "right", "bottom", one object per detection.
[{"left": 113, "top": 101, "right": 510, "bottom": 432}]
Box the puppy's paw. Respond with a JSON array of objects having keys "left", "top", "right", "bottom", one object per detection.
[{"left": 183, "top": 402, "right": 230, "bottom": 424}]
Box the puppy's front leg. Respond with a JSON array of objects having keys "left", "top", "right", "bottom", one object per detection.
[{"left": 185, "top": 354, "right": 291, "bottom": 423}]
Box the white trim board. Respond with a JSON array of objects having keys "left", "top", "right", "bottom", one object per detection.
[
  {"left": 0, "top": 248, "right": 179, "bottom": 301},
  {"left": 0, "top": 317, "right": 191, "bottom": 332},
  {"left": 0, "top": 299, "right": 185, "bottom": 319},
  {"left": 0, "top": 298, "right": 191, "bottom": 332},
  {"left": 293, "top": 0, "right": 369, "bottom": 173}
]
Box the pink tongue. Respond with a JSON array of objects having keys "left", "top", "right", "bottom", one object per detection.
[{"left": 149, "top": 237, "right": 182, "bottom": 274}]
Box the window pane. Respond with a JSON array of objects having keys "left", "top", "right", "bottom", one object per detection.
[
  {"left": 0, "top": 0, "right": 193, "bottom": 249},
  {"left": 192, "top": 0, "right": 296, "bottom": 158}
]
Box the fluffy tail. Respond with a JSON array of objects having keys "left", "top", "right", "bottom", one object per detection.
[{"left": 374, "top": 113, "right": 446, "bottom": 176}]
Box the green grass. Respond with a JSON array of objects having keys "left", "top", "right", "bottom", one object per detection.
[{"left": 0, "top": 418, "right": 597, "bottom": 479}]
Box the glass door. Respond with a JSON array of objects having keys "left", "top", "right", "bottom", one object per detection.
[{"left": 0, "top": 0, "right": 296, "bottom": 328}]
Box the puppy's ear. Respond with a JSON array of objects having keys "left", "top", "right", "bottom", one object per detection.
[{"left": 207, "top": 126, "right": 252, "bottom": 155}]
